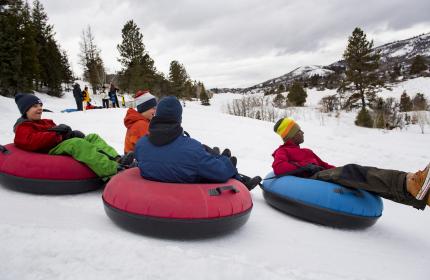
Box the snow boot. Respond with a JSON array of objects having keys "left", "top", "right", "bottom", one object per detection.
[
  {"left": 407, "top": 163, "right": 430, "bottom": 205},
  {"left": 239, "top": 174, "right": 262, "bottom": 191}
]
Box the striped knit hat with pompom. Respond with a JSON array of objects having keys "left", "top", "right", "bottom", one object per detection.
[
  {"left": 273, "top": 117, "right": 301, "bottom": 141},
  {"left": 135, "top": 90, "right": 157, "bottom": 113}
]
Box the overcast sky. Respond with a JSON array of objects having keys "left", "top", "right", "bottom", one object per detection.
[{"left": 40, "top": 0, "right": 430, "bottom": 88}]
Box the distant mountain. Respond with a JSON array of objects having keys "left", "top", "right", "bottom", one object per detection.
[{"left": 212, "top": 32, "right": 430, "bottom": 94}]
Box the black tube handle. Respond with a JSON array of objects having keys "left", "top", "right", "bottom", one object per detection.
[
  {"left": 0, "top": 145, "right": 10, "bottom": 154},
  {"left": 208, "top": 185, "right": 239, "bottom": 196}
]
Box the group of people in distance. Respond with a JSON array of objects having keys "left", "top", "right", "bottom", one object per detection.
[
  {"left": 72, "top": 83, "right": 120, "bottom": 111},
  {"left": 12, "top": 90, "right": 430, "bottom": 211}
]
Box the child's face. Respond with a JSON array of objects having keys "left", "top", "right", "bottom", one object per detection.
[
  {"left": 26, "top": 104, "right": 43, "bottom": 121},
  {"left": 141, "top": 107, "right": 156, "bottom": 120}
]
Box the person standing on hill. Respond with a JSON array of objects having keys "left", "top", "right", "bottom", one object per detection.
[
  {"left": 108, "top": 83, "right": 120, "bottom": 108},
  {"left": 72, "top": 83, "right": 83, "bottom": 111},
  {"left": 101, "top": 85, "right": 109, "bottom": 108},
  {"left": 82, "top": 86, "right": 91, "bottom": 111},
  {"left": 271, "top": 117, "right": 430, "bottom": 210},
  {"left": 124, "top": 90, "right": 157, "bottom": 153}
]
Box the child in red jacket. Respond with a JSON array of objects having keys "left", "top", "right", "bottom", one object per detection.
[
  {"left": 13, "top": 93, "right": 133, "bottom": 180},
  {"left": 272, "top": 117, "right": 430, "bottom": 210}
]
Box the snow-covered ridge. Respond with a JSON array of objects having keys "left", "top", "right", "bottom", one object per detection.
[{"left": 224, "top": 32, "right": 430, "bottom": 94}]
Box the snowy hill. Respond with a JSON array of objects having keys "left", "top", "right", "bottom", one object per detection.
[
  {"left": 228, "top": 32, "right": 430, "bottom": 93},
  {"left": 255, "top": 65, "right": 335, "bottom": 88},
  {"left": 0, "top": 83, "right": 429, "bottom": 280},
  {"left": 376, "top": 32, "right": 430, "bottom": 61}
]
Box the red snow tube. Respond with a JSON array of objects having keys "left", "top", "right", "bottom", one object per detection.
[
  {"left": 0, "top": 144, "right": 104, "bottom": 194},
  {"left": 103, "top": 168, "right": 253, "bottom": 238}
]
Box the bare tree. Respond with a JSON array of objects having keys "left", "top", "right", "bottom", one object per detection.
[
  {"left": 414, "top": 111, "right": 430, "bottom": 134},
  {"left": 225, "top": 95, "right": 282, "bottom": 122},
  {"left": 79, "top": 26, "right": 106, "bottom": 94}
]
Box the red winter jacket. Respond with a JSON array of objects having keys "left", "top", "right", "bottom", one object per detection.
[
  {"left": 123, "top": 108, "right": 150, "bottom": 153},
  {"left": 13, "top": 118, "right": 63, "bottom": 152},
  {"left": 272, "top": 140, "right": 335, "bottom": 176}
]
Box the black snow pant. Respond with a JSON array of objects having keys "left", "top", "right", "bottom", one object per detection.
[
  {"left": 312, "top": 164, "right": 426, "bottom": 210},
  {"left": 114, "top": 96, "right": 120, "bottom": 107},
  {"left": 75, "top": 98, "right": 83, "bottom": 111},
  {"left": 102, "top": 99, "right": 109, "bottom": 108}
]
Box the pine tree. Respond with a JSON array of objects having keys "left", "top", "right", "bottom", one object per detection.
[
  {"left": 412, "top": 93, "right": 428, "bottom": 111},
  {"left": 399, "top": 91, "right": 413, "bottom": 112},
  {"left": 60, "top": 50, "right": 73, "bottom": 89},
  {"left": 151, "top": 72, "right": 171, "bottom": 97},
  {"left": 309, "top": 74, "right": 320, "bottom": 88},
  {"left": 117, "top": 20, "right": 146, "bottom": 67},
  {"left": 355, "top": 108, "right": 373, "bottom": 128},
  {"left": 342, "top": 27, "right": 382, "bottom": 109},
  {"left": 169, "top": 60, "right": 189, "bottom": 98},
  {"left": 199, "top": 82, "right": 210, "bottom": 105},
  {"left": 409, "top": 55, "right": 428, "bottom": 75},
  {"left": 32, "top": 0, "right": 67, "bottom": 96},
  {"left": 32, "top": 0, "right": 52, "bottom": 89},
  {"left": 273, "top": 92, "right": 286, "bottom": 108},
  {"left": 0, "top": 0, "right": 25, "bottom": 96},
  {"left": 117, "top": 20, "right": 157, "bottom": 94},
  {"left": 287, "top": 82, "right": 307, "bottom": 106},
  {"left": 183, "top": 80, "right": 194, "bottom": 100},
  {"left": 0, "top": 0, "right": 70, "bottom": 97},
  {"left": 20, "top": 1, "right": 39, "bottom": 91}
]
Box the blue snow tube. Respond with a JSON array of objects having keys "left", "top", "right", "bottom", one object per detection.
[{"left": 261, "top": 172, "right": 383, "bottom": 229}]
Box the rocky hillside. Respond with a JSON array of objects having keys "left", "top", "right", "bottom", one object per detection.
[{"left": 212, "top": 32, "right": 430, "bottom": 94}]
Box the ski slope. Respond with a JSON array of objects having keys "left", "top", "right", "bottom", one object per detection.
[{"left": 0, "top": 80, "right": 429, "bottom": 280}]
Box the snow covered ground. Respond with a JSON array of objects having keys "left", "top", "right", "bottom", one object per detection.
[{"left": 0, "top": 78, "right": 429, "bottom": 280}]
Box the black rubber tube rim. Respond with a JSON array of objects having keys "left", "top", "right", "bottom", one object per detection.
[
  {"left": 0, "top": 172, "right": 104, "bottom": 195},
  {"left": 263, "top": 190, "right": 380, "bottom": 229},
  {"left": 103, "top": 197, "right": 252, "bottom": 239}
]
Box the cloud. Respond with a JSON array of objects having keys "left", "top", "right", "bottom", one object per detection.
[{"left": 40, "top": 0, "right": 430, "bottom": 88}]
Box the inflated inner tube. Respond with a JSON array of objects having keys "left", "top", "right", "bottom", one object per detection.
[
  {"left": 0, "top": 144, "right": 104, "bottom": 194},
  {"left": 103, "top": 168, "right": 253, "bottom": 239},
  {"left": 261, "top": 172, "right": 383, "bottom": 229}
]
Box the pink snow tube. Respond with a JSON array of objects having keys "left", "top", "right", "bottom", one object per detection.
[
  {"left": 103, "top": 167, "right": 253, "bottom": 238},
  {"left": 0, "top": 144, "right": 104, "bottom": 194}
]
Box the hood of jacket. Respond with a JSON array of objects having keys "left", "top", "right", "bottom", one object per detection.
[
  {"left": 13, "top": 117, "right": 30, "bottom": 133},
  {"left": 148, "top": 116, "right": 183, "bottom": 146}
]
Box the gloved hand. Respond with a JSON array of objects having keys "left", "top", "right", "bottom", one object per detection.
[
  {"left": 221, "top": 148, "right": 231, "bottom": 158},
  {"left": 63, "top": 130, "right": 85, "bottom": 141},
  {"left": 69, "top": 130, "right": 85, "bottom": 139},
  {"left": 48, "top": 124, "right": 72, "bottom": 135},
  {"left": 304, "top": 164, "right": 324, "bottom": 175},
  {"left": 202, "top": 144, "right": 220, "bottom": 156}
]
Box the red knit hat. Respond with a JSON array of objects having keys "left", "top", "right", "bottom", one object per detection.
[{"left": 135, "top": 90, "right": 157, "bottom": 113}]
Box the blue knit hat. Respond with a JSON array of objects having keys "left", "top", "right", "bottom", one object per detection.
[
  {"left": 15, "top": 93, "right": 43, "bottom": 116},
  {"left": 155, "top": 96, "right": 182, "bottom": 122}
]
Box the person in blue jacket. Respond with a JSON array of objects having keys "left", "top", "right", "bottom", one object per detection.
[{"left": 135, "top": 96, "right": 261, "bottom": 190}]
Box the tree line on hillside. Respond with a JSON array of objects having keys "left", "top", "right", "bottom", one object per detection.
[
  {"left": 0, "top": 0, "right": 73, "bottom": 97},
  {"left": 78, "top": 20, "right": 210, "bottom": 105},
  {"left": 0, "top": 1, "right": 211, "bottom": 105}
]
